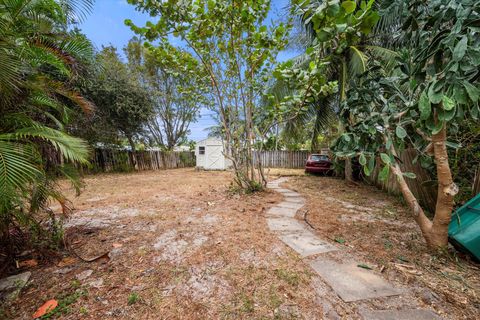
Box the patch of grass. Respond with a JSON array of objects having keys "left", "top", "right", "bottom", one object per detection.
[
  {"left": 268, "top": 285, "right": 283, "bottom": 310},
  {"left": 128, "top": 292, "right": 139, "bottom": 305},
  {"left": 70, "top": 279, "right": 81, "bottom": 289},
  {"left": 239, "top": 292, "right": 255, "bottom": 313},
  {"left": 79, "top": 306, "right": 88, "bottom": 315},
  {"left": 384, "top": 240, "right": 393, "bottom": 250},
  {"left": 274, "top": 269, "right": 300, "bottom": 287}
]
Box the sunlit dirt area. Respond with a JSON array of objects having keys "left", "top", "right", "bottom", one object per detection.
[
  {"left": 5, "top": 169, "right": 320, "bottom": 319},
  {"left": 4, "top": 169, "right": 479, "bottom": 319}
]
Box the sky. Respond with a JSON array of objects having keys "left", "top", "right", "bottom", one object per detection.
[{"left": 79, "top": 0, "right": 298, "bottom": 142}]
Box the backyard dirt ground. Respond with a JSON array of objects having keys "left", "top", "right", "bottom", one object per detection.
[{"left": 2, "top": 168, "right": 480, "bottom": 319}]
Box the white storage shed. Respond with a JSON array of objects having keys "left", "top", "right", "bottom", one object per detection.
[{"left": 195, "top": 137, "right": 231, "bottom": 170}]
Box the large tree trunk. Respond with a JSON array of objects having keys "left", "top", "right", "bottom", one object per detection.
[
  {"left": 388, "top": 123, "right": 456, "bottom": 248},
  {"left": 430, "top": 124, "right": 457, "bottom": 246}
]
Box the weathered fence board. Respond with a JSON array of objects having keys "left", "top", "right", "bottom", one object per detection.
[
  {"left": 88, "top": 149, "right": 195, "bottom": 173},
  {"left": 367, "top": 148, "right": 437, "bottom": 213},
  {"left": 254, "top": 151, "right": 310, "bottom": 169}
]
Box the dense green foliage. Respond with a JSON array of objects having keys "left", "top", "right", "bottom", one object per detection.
[
  {"left": 125, "top": 37, "right": 210, "bottom": 150},
  {"left": 335, "top": 0, "right": 480, "bottom": 192},
  {"left": 81, "top": 46, "right": 154, "bottom": 152},
  {"left": 271, "top": 0, "right": 480, "bottom": 247},
  {"left": 126, "top": 0, "right": 290, "bottom": 189},
  {"left": 0, "top": 0, "right": 94, "bottom": 266}
]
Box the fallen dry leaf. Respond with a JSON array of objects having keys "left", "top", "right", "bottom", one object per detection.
[
  {"left": 33, "top": 299, "right": 58, "bottom": 319},
  {"left": 57, "top": 256, "right": 76, "bottom": 267},
  {"left": 19, "top": 259, "right": 38, "bottom": 268}
]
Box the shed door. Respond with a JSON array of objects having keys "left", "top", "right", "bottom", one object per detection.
[{"left": 206, "top": 145, "right": 223, "bottom": 169}]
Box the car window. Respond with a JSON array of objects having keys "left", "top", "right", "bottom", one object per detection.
[{"left": 310, "top": 155, "right": 329, "bottom": 161}]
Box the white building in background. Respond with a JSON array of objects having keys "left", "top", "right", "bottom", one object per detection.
[{"left": 195, "top": 137, "right": 231, "bottom": 170}]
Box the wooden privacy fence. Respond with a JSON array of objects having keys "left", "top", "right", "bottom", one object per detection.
[
  {"left": 254, "top": 150, "right": 310, "bottom": 168},
  {"left": 88, "top": 149, "right": 195, "bottom": 173},
  {"left": 367, "top": 148, "right": 437, "bottom": 213}
]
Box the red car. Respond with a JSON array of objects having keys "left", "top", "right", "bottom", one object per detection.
[{"left": 305, "top": 154, "right": 333, "bottom": 174}]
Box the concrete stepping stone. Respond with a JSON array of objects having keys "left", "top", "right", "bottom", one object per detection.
[
  {"left": 360, "top": 309, "right": 441, "bottom": 320},
  {"left": 284, "top": 196, "right": 305, "bottom": 204},
  {"left": 280, "top": 231, "right": 337, "bottom": 257},
  {"left": 276, "top": 201, "right": 304, "bottom": 210},
  {"left": 280, "top": 191, "right": 301, "bottom": 197},
  {"left": 267, "top": 217, "right": 307, "bottom": 232},
  {"left": 309, "top": 258, "right": 403, "bottom": 302},
  {"left": 267, "top": 206, "right": 296, "bottom": 218},
  {"left": 0, "top": 272, "right": 31, "bottom": 301}
]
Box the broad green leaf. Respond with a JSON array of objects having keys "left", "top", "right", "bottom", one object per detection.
[
  {"left": 452, "top": 36, "right": 468, "bottom": 61},
  {"left": 395, "top": 126, "right": 407, "bottom": 139},
  {"left": 428, "top": 84, "right": 442, "bottom": 104},
  {"left": 380, "top": 153, "right": 390, "bottom": 164},
  {"left": 453, "top": 85, "right": 468, "bottom": 104},
  {"left": 309, "top": 61, "right": 316, "bottom": 71},
  {"left": 385, "top": 139, "right": 392, "bottom": 150},
  {"left": 442, "top": 95, "right": 455, "bottom": 111},
  {"left": 341, "top": 1, "right": 356, "bottom": 14},
  {"left": 471, "top": 103, "right": 480, "bottom": 120},
  {"left": 419, "top": 91, "right": 431, "bottom": 120},
  {"left": 359, "top": 153, "right": 366, "bottom": 166},
  {"left": 463, "top": 81, "right": 480, "bottom": 102},
  {"left": 438, "top": 108, "right": 456, "bottom": 121},
  {"left": 327, "top": 3, "right": 340, "bottom": 16},
  {"left": 378, "top": 165, "right": 390, "bottom": 182},
  {"left": 403, "top": 172, "right": 417, "bottom": 179},
  {"left": 317, "top": 30, "right": 330, "bottom": 42},
  {"left": 363, "top": 164, "right": 371, "bottom": 176}
]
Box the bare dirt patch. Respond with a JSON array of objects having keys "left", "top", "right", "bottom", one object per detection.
[
  {"left": 4, "top": 169, "right": 322, "bottom": 319},
  {"left": 286, "top": 175, "right": 480, "bottom": 319}
]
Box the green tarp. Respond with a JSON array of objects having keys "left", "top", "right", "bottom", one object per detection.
[{"left": 449, "top": 193, "right": 480, "bottom": 261}]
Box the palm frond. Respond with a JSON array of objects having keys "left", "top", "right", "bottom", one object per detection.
[
  {"left": 1, "top": 126, "right": 90, "bottom": 164},
  {"left": 348, "top": 46, "right": 368, "bottom": 77},
  {"left": 0, "top": 141, "right": 43, "bottom": 195}
]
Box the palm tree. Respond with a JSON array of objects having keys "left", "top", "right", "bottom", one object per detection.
[
  {"left": 270, "top": 0, "right": 398, "bottom": 176},
  {"left": 0, "top": 0, "right": 94, "bottom": 270}
]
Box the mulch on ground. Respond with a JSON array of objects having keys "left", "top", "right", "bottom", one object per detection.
[
  {"left": 286, "top": 175, "right": 480, "bottom": 319},
  {"left": 3, "top": 169, "right": 321, "bottom": 319}
]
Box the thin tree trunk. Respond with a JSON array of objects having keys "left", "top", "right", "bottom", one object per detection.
[
  {"left": 311, "top": 111, "right": 321, "bottom": 152},
  {"left": 345, "top": 158, "right": 354, "bottom": 182},
  {"left": 127, "top": 136, "right": 138, "bottom": 170},
  {"left": 390, "top": 161, "right": 434, "bottom": 244}
]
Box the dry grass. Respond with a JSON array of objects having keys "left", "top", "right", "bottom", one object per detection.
[
  {"left": 286, "top": 175, "right": 480, "bottom": 319},
  {"left": 5, "top": 169, "right": 321, "bottom": 319},
  {"left": 264, "top": 168, "right": 305, "bottom": 177},
  {"left": 5, "top": 169, "right": 479, "bottom": 319}
]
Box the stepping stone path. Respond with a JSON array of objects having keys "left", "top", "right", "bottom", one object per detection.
[{"left": 267, "top": 178, "right": 442, "bottom": 319}]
